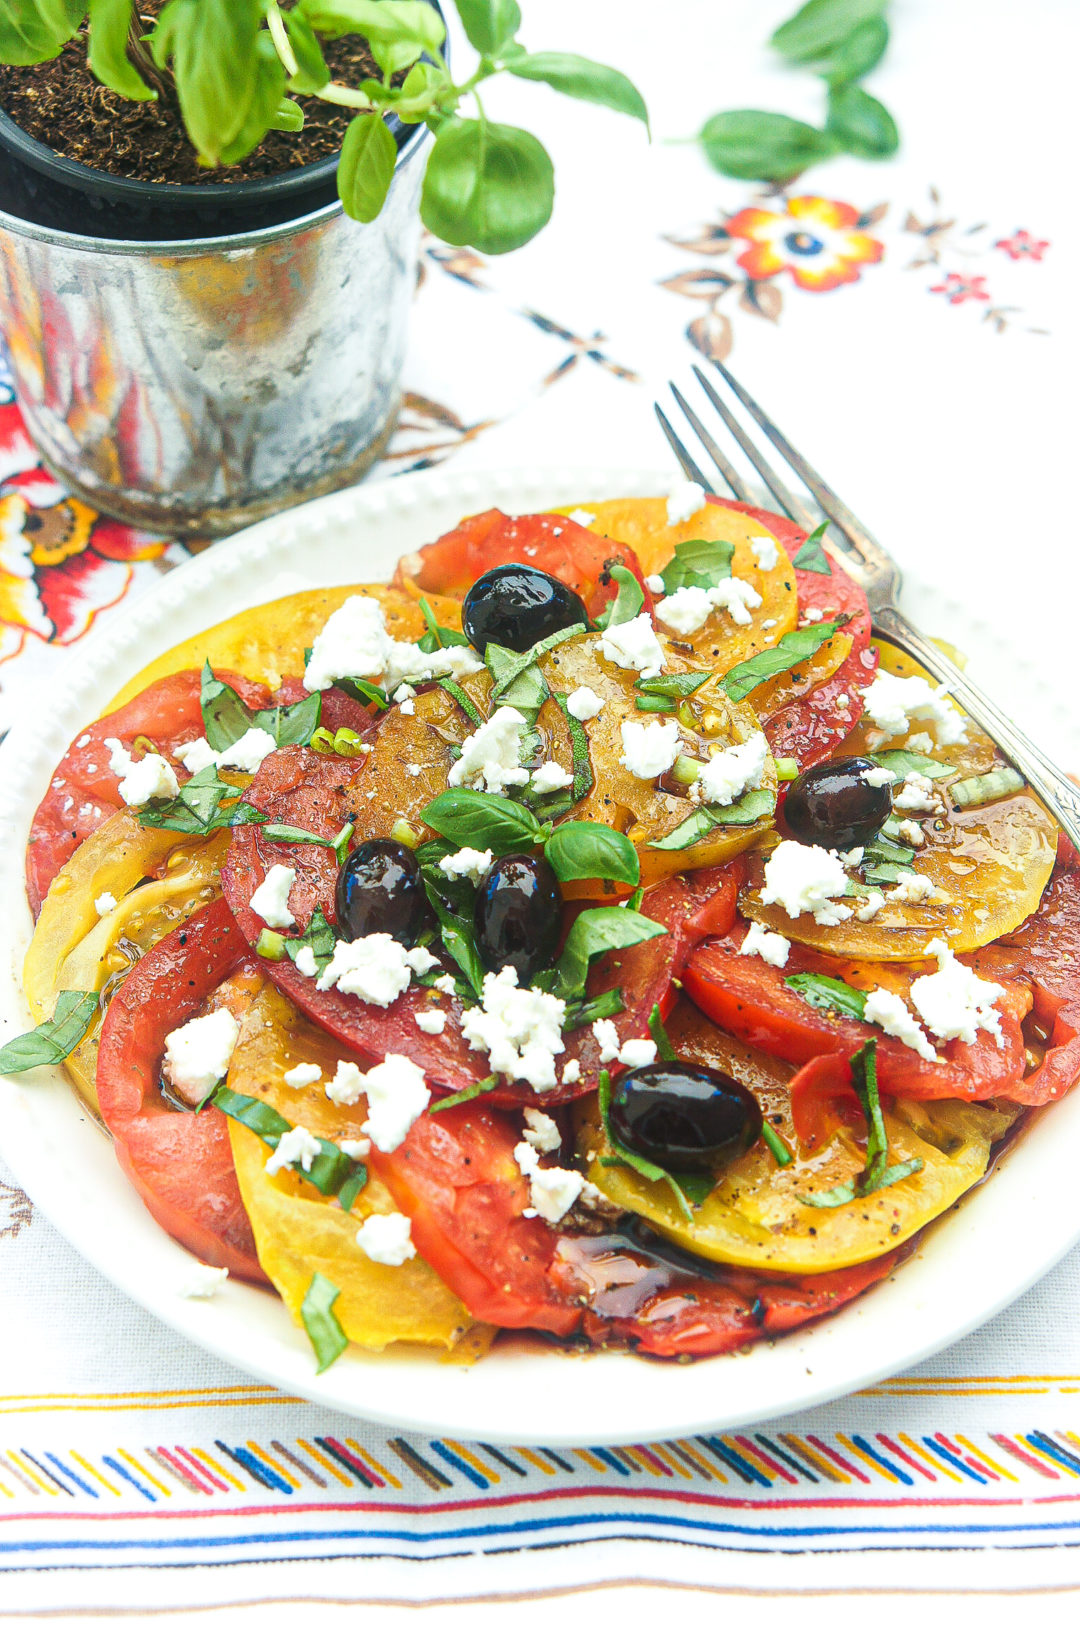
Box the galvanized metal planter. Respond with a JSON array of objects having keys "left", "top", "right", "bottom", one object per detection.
[{"left": 0, "top": 126, "right": 429, "bottom": 539}]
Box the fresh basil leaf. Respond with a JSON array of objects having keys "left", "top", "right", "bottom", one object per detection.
[
  {"left": 545, "top": 822, "right": 640, "bottom": 886},
  {"left": 826, "top": 82, "right": 899, "bottom": 158},
  {"left": 0, "top": 990, "right": 99, "bottom": 1073},
  {"left": 485, "top": 643, "right": 550, "bottom": 720},
  {"left": 421, "top": 788, "right": 542, "bottom": 855},
  {"left": 771, "top": 0, "right": 888, "bottom": 64},
  {"left": 553, "top": 695, "right": 595, "bottom": 807},
  {"left": 283, "top": 8, "right": 329, "bottom": 92},
  {"left": 260, "top": 823, "right": 335, "bottom": 850},
  {"left": 333, "top": 676, "right": 389, "bottom": 711},
  {"left": 721, "top": 621, "right": 841, "bottom": 702},
  {"left": 791, "top": 521, "right": 831, "bottom": 574},
  {"left": 562, "top": 986, "right": 625, "bottom": 1031},
  {"left": 421, "top": 117, "right": 555, "bottom": 255},
  {"left": 647, "top": 1002, "right": 677, "bottom": 1063},
  {"left": 430, "top": 1075, "right": 497, "bottom": 1114},
  {"left": 301, "top": 1272, "right": 349, "bottom": 1373},
  {"left": 597, "top": 1069, "right": 694, "bottom": 1222},
  {"left": 212, "top": 1084, "right": 367, "bottom": 1206},
  {"left": 648, "top": 787, "right": 777, "bottom": 851},
  {"left": 421, "top": 880, "right": 486, "bottom": 996},
  {"left": 700, "top": 110, "right": 835, "bottom": 183},
  {"left": 636, "top": 671, "right": 712, "bottom": 701},
  {"left": 488, "top": 624, "right": 583, "bottom": 706},
  {"left": 506, "top": 52, "right": 649, "bottom": 131},
  {"left": 544, "top": 908, "right": 666, "bottom": 1003},
  {"left": 859, "top": 861, "right": 910, "bottom": 886},
  {"left": 797, "top": 1039, "right": 924, "bottom": 1208},
  {"left": 673, "top": 1170, "right": 717, "bottom": 1205},
  {"left": 284, "top": 907, "right": 337, "bottom": 973},
  {"left": 0, "top": 0, "right": 84, "bottom": 64},
  {"left": 660, "top": 537, "right": 735, "bottom": 595},
  {"left": 862, "top": 832, "right": 915, "bottom": 867},
  {"left": 453, "top": 0, "right": 520, "bottom": 54},
  {"left": 784, "top": 972, "right": 868, "bottom": 1020},
  {"left": 418, "top": 597, "right": 470, "bottom": 652},
  {"left": 870, "top": 750, "right": 953, "bottom": 781},
  {"left": 201, "top": 660, "right": 253, "bottom": 751},
  {"left": 153, "top": 0, "right": 273, "bottom": 166},
  {"left": 811, "top": 14, "right": 889, "bottom": 83},
  {"left": 435, "top": 677, "right": 485, "bottom": 728},
  {"left": 800, "top": 1157, "right": 924, "bottom": 1209},
  {"left": 302, "top": 0, "right": 445, "bottom": 56},
  {"left": 88, "top": 0, "right": 154, "bottom": 99},
  {"left": 338, "top": 111, "right": 397, "bottom": 223},
  {"left": 253, "top": 691, "right": 322, "bottom": 748},
  {"left": 593, "top": 565, "right": 645, "bottom": 630}
]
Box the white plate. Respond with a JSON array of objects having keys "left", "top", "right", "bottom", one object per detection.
[{"left": 1, "top": 464, "right": 1077, "bottom": 1446}]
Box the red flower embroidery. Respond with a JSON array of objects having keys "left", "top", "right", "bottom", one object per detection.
[
  {"left": 929, "top": 272, "right": 991, "bottom": 305},
  {"left": 994, "top": 229, "right": 1049, "bottom": 262}
]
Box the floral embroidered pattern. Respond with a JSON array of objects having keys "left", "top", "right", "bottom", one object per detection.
[
  {"left": 0, "top": 1178, "right": 33, "bottom": 1241},
  {"left": 930, "top": 272, "right": 991, "bottom": 305},
  {"left": 995, "top": 229, "right": 1050, "bottom": 262},
  {"left": 902, "top": 188, "right": 1049, "bottom": 334}
]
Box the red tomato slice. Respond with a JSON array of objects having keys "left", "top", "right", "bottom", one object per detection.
[
  {"left": 96, "top": 898, "right": 267, "bottom": 1282},
  {"left": 393, "top": 509, "right": 653, "bottom": 622},
  {"left": 683, "top": 922, "right": 1032, "bottom": 1102},
  {"left": 373, "top": 1095, "right": 902, "bottom": 1351},
  {"left": 26, "top": 668, "right": 272, "bottom": 917},
  {"left": 789, "top": 1052, "right": 875, "bottom": 1149},
  {"left": 708, "top": 497, "right": 878, "bottom": 768},
  {"left": 223, "top": 746, "right": 741, "bottom": 1104}
]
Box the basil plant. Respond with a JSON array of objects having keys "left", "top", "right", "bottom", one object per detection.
[{"left": 1, "top": 0, "right": 649, "bottom": 253}]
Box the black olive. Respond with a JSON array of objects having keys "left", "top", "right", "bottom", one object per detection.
[
  {"left": 474, "top": 854, "right": 562, "bottom": 981},
  {"left": 784, "top": 755, "right": 893, "bottom": 851},
  {"left": 462, "top": 565, "right": 588, "bottom": 655},
  {"left": 335, "top": 838, "right": 427, "bottom": 945},
  {"left": 609, "top": 1061, "right": 763, "bottom": 1174}
]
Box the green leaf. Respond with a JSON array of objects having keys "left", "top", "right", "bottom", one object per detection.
[
  {"left": 453, "top": 0, "right": 520, "bottom": 54},
  {"left": 812, "top": 15, "right": 889, "bottom": 84},
  {"left": 761, "top": 1121, "right": 793, "bottom": 1166},
  {"left": 435, "top": 677, "right": 486, "bottom": 728},
  {"left": 421, "top": 788, "right": 542, "bottom": 855},
  {"left": 636, "top": 671, "right": 712, "bottom": 702},
  {"left": 201, "top": 661, "right": 252, "bottom": 750},
  {"left": 950, "top": 767, "right": 1026, "bottom": 811},
  {"left": 430, "top": 1075, "right": 497, "bottom": 1114},
  {"left": 154, "top": 0, "right": 274, "bottom": 165},
  {"left": 800, "top": 1157, "right": 924, "bottom": 1208},
  {"left": 647, "top": 1002, "right": 677, "bottom": 1063},
  {"left": 545, "top": 822, "right": 640, "bottom": 887},
  {"left": 797, "top": 1039, "right": 924, "bottom": 1208},
  {"left": 418, "top": 597, "right": 470, "bottom": 652},
  {"left": 870, "top": 750, "right": 954, "bottom": 781},
  {"left": 552, "top": 695, "right": 595, "bottom": 809},
  {"left": 648, "top": 787, "right": 776, "bottom": 851},
  {"left": 545, "top": 908, "right": 666, "bottom": 1003},
  {"left": 826, "top": 82, "right": 899, "bottom": 158},
  {"left": 334, "top": 676, "right": 390, "bottom": 712},
  {"left": 421, "top": 117, "right": 554, "bottom": 255},
  {"left": 284, "top": 907, "right": 337, "bottom": 974},
  {"left": 506, "top": 51, "right": 649, "bottom": 131},
  {"left": 562, "top": 986, "right": 624, "bottom": 1032},
  {"left": 260, "top": 823, "right": 334, "bottom": 850},
  {"left": 700, "top": 110, "right": 835, "bottom": 184},
  {"left": 659, "top": 536, "right": 735, "bottom": 595},
  {"left": 301, "top": 1273, "right": 349, "bottom": 1373},
  {"left": 0, "top": 0, "right": 84, "bottom": 65},
  {"left": 488, "top": 624, "right": 584, "bottom": 706},
  {"left": 484, "top": 643, "right": 549, "bottom": 722},
  {"left": 211, "top": 1085, "right": 367, "bottom": 1207},
  {"left": 593, "top": 565, "right": 645, "bottom": 630},
  {"left": 0, "top": 990, "right": 99, "bottom": 1073},
  {"left": 135, "top": 766, "right": 267, "bottom": 836},
  {"left": 338, "top": 112, "right": 397, "bottom": 223},
  {"left": 422, "top": 880, "right": 486, "bottom": 996},
  {"left": 791, "top": 521, "right": 831, "bottom": 574},
  {"left": 862, "top": 832, "right": 915, "bottom": 868},
  {"left": 302, "top": 0, "right": 445, "bottom": 55},
  {"left": 257, "top": 691, "right": 322, "bottom": 748},
  {"left": 88, "top": 0, "right": 154, "bottom": 98},
  {"left": 269, "top": 98, "right": 305, "bottom": 133},
  {"left": 784, "top": 971, "right": 868, "bottom": 1020},
  {"left": 721, "top": 620, "right": 842, "bottom": 702},
  {"left": 771, "top": 0, "right": 888, "bottom": 64},
  {"left": 284, "top": 8, "right": 330, "bottom": 92}
]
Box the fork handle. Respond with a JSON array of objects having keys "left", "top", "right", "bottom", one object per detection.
[{"left": 872, "top": 605, "right": 1080, "bottom": 852}]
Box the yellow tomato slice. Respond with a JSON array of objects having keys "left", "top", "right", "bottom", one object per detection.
[{"left": 226, "top": 986, "right": 484, "bottom": 1353}]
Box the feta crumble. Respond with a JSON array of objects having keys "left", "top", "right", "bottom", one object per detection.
[
  {"left": 460, "top": 967, "right": 566, "bottom": 1091},
  {"left": 174, "top": 736, "right": 219, "bottom": 775},
  {"left": 895, "top": 819, "right": 925, "bottom": 848},
  {"left": 863, "top": 765, "right": 896, "bottom": 787},
  {"left": 619, "top": 1038, "right": 657, "bottom": 1068},
  {"left": 863, "top": 988, "right": 939, "bottom": 1064},
  {"left": 250, "top": 864, "right": 297, "bottom": 930},
  {"left": 907, "top": 732, "right": 935, "bottom": 753},
  {"left": 568, "top": 508, "right": 596, "bottom": 527},
  {"left": 739, "top": 921, "right": 791, "bottom": 968},
  {"left": 862, "top": 671, "right": 967, "bottom": 746},
  {"left": 283, "top": 1062, "right": 322, "bottom": 1089},
  {"left": 94, "top": 891, "right": 117, "bottom": 917},
  {"left": 294, "top": 944, "right": 319, "bottom": 979},
  {"left": 890, "top": 871, "right": 936, "bottom": 904},
  {"left": 355, "top": 1212, "right": 416, "bottom": 1266},
  {"left": 910, "top": 940, "right": 1005, "bottom": 1048},
  {"left": 415, "top": 1008, "right": 447, "bottom": 1035},
  {"left": 514, "top": 1140, "right": 586, "bottom": 1224},
  {"left": 303, "top": 595, "right": 391, "bottom": 692},
  {"left": 750, "top": 536, "right": 780, "bottom": 570},
  {"left": 522, "top": 1107, "right": 562, "bottom": 1153},
  {"left": 894, "top": 771, "right": 939, "bottom": 813},
  {"left": 531, "top": 760, "right": 574, "bottom": 794},
  {"left": 216, "top": 727, "right": 278, "bottom": 774},
  {"left": 645, "top": 574, "right": 666, "bottom": 596},
  {"left": 324, "top": 1060, "right": 365, "bottom": 1106},
  {"left": 561, "top": 1058, "right": 581, "bottom": 1085},
  {"left": 163, "top": 1008, "right": 240, "bottom": 1107},
  {"left": 315, "top": 934, "right": 433, "bottom": 1007},
  {"left": 433, "top": 974, "right": 458, "bottom": 996},
  {"left": 177, "top": 1264, "right": 229, "bottom": 1300},
  {"left": 438, "top": 846, "right": 493, "bottom": 885},
  {"left": 591, "top": 1019, "right": 655, "bottom": 1068},
  {"left": 598, "top": 613, "right": 665, "bottom": 680},
  {"left": 666, "top": 480, "right": 707, "bottom": 526},
  {"left": 855, "top": 891, "right": 885, "bottom": 921},
  {"left": 265, "top": 1124, "right": 322, "bottom": 1178},
  {"left": 566, "top": 685, "right": 605, "bottom": 721},
  {"left": 696, "top": 732, "right": 769, "bottom": 806},
  {"left": 619, "top": 718, "right": 681, "bottom": 779},
  {"left": 105, "top": 738, "right": 179, "bottom": 808},
  {"left": 447, "top": 706, "right": 531, "bottom": 795},
  {"left": 338, "top": 1137, "right": 371, "bottom": 1160},
  {"left": 760, "top": 841, "right": 852, "bottom": 925},
  {"left": 802, "top": 606, "right": 824, "bottom": 624},
  {"left": 655, "top": 578, "right": 762, "bottom": 635}
]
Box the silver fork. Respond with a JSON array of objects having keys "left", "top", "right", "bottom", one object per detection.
[{"left": 656, "top": 360, "right": 1080, "bottom": 851}]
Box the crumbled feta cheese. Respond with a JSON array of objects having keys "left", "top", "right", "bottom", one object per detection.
[
  {"left": 461, "top": 967, "right": 566, "bottom": 1091},
  {"left": 384, "top": 640, "right": 484, "bottom": 692},
  {"left": 174, "top": 736, "right": 219, "bottom": 775},
  {"left": 708, "top": 578, "right": 764, "bottom": 627},
  {"left": 863, "top": 765, "right": 897, "bottom": 787},
  {"left": 645, "top": 574, "right": 666, "bottom": 596},
  {"left": 855, "top": 891, "right": 885, "bottom": 921},
  {"left": 568, "top": 508, "right": 596, "bottom": 527},
  {"left": 405, "top": 944, "right": 440, "bottom": 976},
  {"left": 265, "top": 1124, "right": 323, "bottom": 1178},
  {"left": 338, "top": 1137, "right": 371, "bottom": 1160},
  {"left": 802, "top": 606, "right": 824, "bottom": 624},
  {"left": 839, "top": 847, "right": 865, "bottom": 868},
  {"left": 447, "top": 706, "right": 530, "bottom": 795},
  {"left": 355, "top": 1212, "right": 416, "bottom": 1266},
  {"left": 438, "top": 846, "right": 493, "bottom": 885},
  {"left": 94, "top": 891, "right": 117, "bottom": 917},
  {"left": 522, "top": 1107, "right": 562, "bottom": 1153},
  {"left": 325, "top": 1060, "right": 365, "bottom": 1106},
  {"left": 514, "top": 1140, "right": 586, "bottom": 1224},
  {"left": 250, "top": 864, "right": 297, "bottom": 930},
  {"left": 566, "top": 685, "right": 605, "bottom": 721},
  {"left": 835, "top": 694, "right": 850, "bottom": 711},
  {"left": 910, "top": 940, "right": 1005, "bottom": 1048},
  {"left": 696, "top": 732, "right": 769, "bottom": 806},
  {"left": 619, "top": 718, "right": 681, "bottom": 780},
  {"left": 894, "top": 771, "right": 939, "bottom": 813},
  {"left": 406, "top": 764, "right": 422, "bottom": 777},
  {"left": 863, "top": 989, "right": 939, "bottom": 1064},
  {"left": 75, "top": 734, "right": 90, "bottom": 749},
  {"left": 283, "top": 1062, "right": 322, "bottom": 1089},
  {"left": 890, "top": 871, "right": 936, "bottom": 904},
  {"left": 177, "top": 1263, "right": 229, "bottom": 1299},
  {"left": 163, "top": 1007, "right": 240, "bottom": 1107},
  {"left": 561, "top": 1058, "right": 581, "bottom": 1085},
  {"left": 433, "top": 974, "right": 457, "bottom": 996},
  {"left": 531, "top": 760, "right": 574, "bottom": 794},
  {"left": 762, "top": 618, "right": 777, "bottom": 629},
  {"left": 590, "top": 1019, "right": 653, "bottom": 1068},
  {"left": 862, "top": 671, "right": 967, "bottom": 746},
  {"left": 303, "top": 595, "right": 392, "bottom": 692},
  {"left": 105, "top": 738, "right": 179, "bottom": 808},
  {"left": 399, "top": 699, "right": 416, "bottom": 716},
  {"left": 598, "top": 613, "right": 665, "bottom": 680},
  {"left": 592, "top": 1017, "right": 621, "bottom": 1063},
  {"left": 294, "top": 944, "right": 318, "bottom": 979},
  {"left": 415, "top": 1008, "right": 447, "bottom": 1035},
  {"left": 907, "top": 732, "right": 935, "bottom": 753},
  {"left": 216, "top": 727, "right": 277, "bottom": 774},
  {"left": 739, "top": 921, "right": 791, "bottom": 968},
  {"left": 316, "top": 933, "right": 414, "bottom": 1006},
  {"left": 655, "top": 578, "right": 762, "bottom": 635},
  {"left": 760, "top": 841, "right": 852, "bottom": 925},
  {"left": 895, "top": 818, "right": 925, "bottom": 848},
  {"left": 750, "top": 536, "right": 780, "bottom": 570},
  {"left": 393, "top": 683, "right": 416, "bottom": 703},
  {"left": 360, "top": 1054, "right": 431, "bottom": 1151},
  {"left": 619, "top": 1038, "right": 657, "bottom": 1069},
  {"left": 666, "top": 480, "right": 707, "bottom": 526}
]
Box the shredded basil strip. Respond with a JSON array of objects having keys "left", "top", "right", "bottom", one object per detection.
[
  {"left": 563, "top": 987, "right": 625, "bottom": 1032},
  {"left": 648, "top": 787, "right": 777, "bottom": 851},
  {"left": 211, "top": 1084, "right": 367, "bottom": 1209},
  {"left": 553, "top": 693, "right": 595, "bottom": 804},
  {"left": 594, "top": 564, "right": 645, "bottom": 630},
  {"left": 660, "top": 536, "right": 735, "bottom": 595},
  {"left": 798, "top": 1039, "right": 923, "bottom": 1209},
  {"left": 636, "top": 670, "right": 712, "bottom": 701},
  {"left": 429, "top": 1075, "right": 497, "bottom": 1114},
  {"left": 421, "top": 879, "right": 486, "bottom": 997},
  {"left": 418, "top": 597, "right": 470, "bottom": 652},
  {"left": 647, "top": 1002, "right": 677, "bottom": 1062},
  {"left": 791, "top": 521, "right": 831, "bottom": 575},
  {"left": 862, "top": 832, "right": 915, "bottom": 868},
  {"left": 597, "top": 1068, "right": 696, "bottom": 1222},
  {"left": 485, "top": 643, "right": 550, "bottom": 722},
  {"left": 332, "top": 676, "right": 390, "bottom": 711},
  {"left": 721, "top": 621, "right": 842, "bottom": 702},
  {"left": 870, "top": 749, "right": 953, "bottom": 781},
  {"left": 784, "top": 972, "right": 868, "bottom": 1021},
  {"left": 540, "top": 908, "right": 666, "bottom": 1003},
  {"left": 136, "top": 766, "right": 268, "bottom": 835},
  {"left": 261, "top": 823, "right": 335, "bottom": 850},
  {"left": 434, "top": 676, "right": 485, "bottom": 728},
  {"left": 0, "top": 990, "right": 100, "bottom": 1073},
  {"left": 284, "top": 907, "right": 337, "bottom": 974},
  {"left": 488, "top": 624, "right": 584, "bottom": 706},
  {"left": 761, "top": 1121, "right": 793, "bottom": 1167},
  {"left": 200, "top": 660, "right": 322, "bottom": 748},
  {"left": 950, "top": 767, "right": 1025, "bottom": 809},
  {"left": 301, "top": 1273, "right": 349, "bottom": 1373}
]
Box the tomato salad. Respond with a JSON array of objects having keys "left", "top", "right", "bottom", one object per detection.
[{"left": 9, "top": 490, "right": 1075, "bottom": 1370}]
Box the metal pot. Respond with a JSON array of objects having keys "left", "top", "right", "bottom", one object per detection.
[{"left": 0, "top": 109, "right": 430, "bottom": 538}]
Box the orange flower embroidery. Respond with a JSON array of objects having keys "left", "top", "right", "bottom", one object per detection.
[{"left": 725, "top": 196, "right": 884, "bottom": 292}]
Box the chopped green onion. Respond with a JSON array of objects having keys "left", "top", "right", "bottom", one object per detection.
[
  {"left": 950, "top": 766, "right": 1025, "bottom": 809},
  {"left": 390, "top": 818, "right": 420, "bottom": 849},
  {"left": 761, "top": 1121, "right": 793, "bottom": 1166},
  {"left": 332, "top": 822, "right": 354, "bottom": 864},
  {"left": 256, "top": 929, "right": 287, "bottom": 961},
  {"left": 429, "top": 1076, "right": 497, "bottom": 1114},
  {"left": 671, "top": 754, "right": 702, "bottom": 786},
  {"left": 774, "top": 756, "right": 799, "bottom": 782}
]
